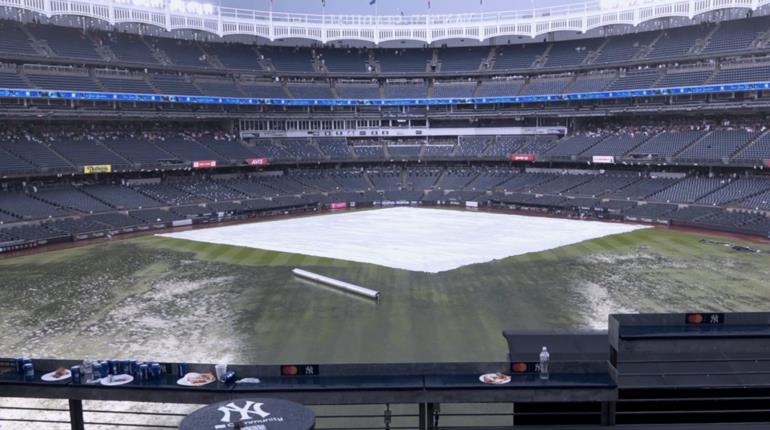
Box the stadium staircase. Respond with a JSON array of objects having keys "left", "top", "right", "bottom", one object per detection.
[
  {"left": 430, "top": 49, "right": 439, "bottom": 72},
  {"left": 148, "top": 43, "right": 173, "bottom": 66},
  {"left": 731, "top": 129, "right": 770, "bottom": 160},
  {"left": 585, "top": 38, "right": 611, "bottom": 65},
  {"left": 671, "top": 131, "right": 712, "bottom": 159},
  {"left": 485, "top": 46, "right": 499, "bottom": 70},
  {"left": 533, "top": 44, "right": 552, "bottom": 68},
  {"left": 692, "top": 24, "right": 722, "bottom": 55},
  {"left": 329, "top": 82, "right": 340, "bottom": 99},
  {"left": 640, "top": 32, "right": 666, "bottom": 60},
  {"left": 205, "top": 54, "right": 226, "bottom": 70}
]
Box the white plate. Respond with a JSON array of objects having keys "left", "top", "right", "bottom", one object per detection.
[
  {"left": 41, "top": 370, "right": 71, "bottom": 382},
  {"left": 177, "top": 372, "right": 215, "bottom": 387},
  {"left": 479, "top": 373, "right": 511, "bottom": 385},
  {"left": 99, "top": 374, "right": 134, "bottom": 386}
]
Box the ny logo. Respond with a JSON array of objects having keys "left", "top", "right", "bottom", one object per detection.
[
  {"left": 709, "top": 314, "right": 720, "bottom": 324},
  {"left": 218, "top": 401, "right": 271, "bottom": 422}
]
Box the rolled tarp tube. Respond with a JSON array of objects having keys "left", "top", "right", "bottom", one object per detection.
[{"left": 292, "top": 268, "right": 381, "bottom": 301}]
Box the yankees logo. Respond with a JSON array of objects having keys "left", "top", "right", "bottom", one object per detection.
[{"left": 218, "top": 401, "right": 271, "bottom": 422}]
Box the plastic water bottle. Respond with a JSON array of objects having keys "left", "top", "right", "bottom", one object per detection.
[
  {"left": 539, "top": 346, "right": 550, "bottom": 380},
  {"left": 83, "top": 357, "right": 94, "bottom": 383}
]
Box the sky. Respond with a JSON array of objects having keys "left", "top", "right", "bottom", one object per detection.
[{"left": 227, "top": 0, "right": 572, "bottom": 15}]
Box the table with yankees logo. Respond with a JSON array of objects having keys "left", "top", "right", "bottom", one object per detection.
[{"left": 179, "top": 398, "right": 315, "bottom": 430}]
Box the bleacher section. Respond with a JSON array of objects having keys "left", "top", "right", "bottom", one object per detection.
[
  {"left": 0, "top": 21, "right": 37, "bottom": 56},
  {"left": 710, "top": 64, "right": 770, "bottom": 85},
  {"left": 335, "top": 82, "right": 380, "bottom": 99},
  {"left": 377, "top": 49, "right": 431, "bottom": 73},
  {"left": 384, "top": 82, "right": 427, "bottom": 98},
  {"left": 701, "top": 16, "right": 769, "bottom": 54},
  {"left": 319, "top": 48, "right": 370, "bottom": 73},
  {"left": 102, "top": 33, "right": 158, "bottom": 64},
  {"left": 27, "top": 24, "right": 101, "bottom": 60},
  {"left": 287, "top": 82, "right": 335, "bottom": 99},
  {"left": 475, "top": 80, "right": 523, "bottom": 97},
  {"left": 606, "top": 69, "right": 660, "bottom": 91},
  {"left": 543, "top": 39, "right": 603, "bottom": 68},
  {"left": 676, "top": 130, "right": 760, "bottom": 161},
  {"left": 646, "top": 24, "right": 714, "bottom": 59},
  {"left": 492, "top": 44, "right": 545, "bottom": 70},
  {"left": 438, "top": 47, "right": 487, "bottom": 72},
  {"left": 262, "top": 47, "right": 315, "bottom": 73},
  {"left": 594, "top": 32, "right": 658, "bottom": 64},
  {"left": 432, "top": 81, "right": 476, "bottom": 98}
]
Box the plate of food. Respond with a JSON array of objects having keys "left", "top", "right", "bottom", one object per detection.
[
  {"left": 479, "top": 372, "right": 511, "bottom": 385},
  {"left": 177, "top": 372, "right": 216, "bottom": 387},
  {"left": 100, "top": 374, "right": 134, "bottom": 386},
  {"left": 41, "top": 368, "right": 71, "bottom": 382}
]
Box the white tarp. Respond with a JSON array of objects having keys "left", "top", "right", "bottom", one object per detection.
[{"left": 159, "top": 207, "right": 647, "bottom": 273}]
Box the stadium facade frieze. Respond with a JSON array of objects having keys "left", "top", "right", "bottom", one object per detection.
[{"left": 2, "top": 0, "right": 770, "bottom": 43}]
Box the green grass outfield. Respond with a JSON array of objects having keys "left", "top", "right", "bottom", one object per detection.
[{"left": 1, "top": 223, "right": 769, "bottom": 365}]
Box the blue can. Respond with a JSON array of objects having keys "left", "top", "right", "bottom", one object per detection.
[
  {"left": 131, "top": 361, "right": 142, "bottom": 377},
  {"left": 97, "top": 362, "right": 107, "bottom": 379},
  {"left": 23, "top": 363, "right": 33, "bottom": 381},
  {"left": 15, "top": 357, "right": 25, "bottom": 374},
  {"left": 176, "top": 362, "right": 188, "bottom": 376},
  {"left": 71, "top": 365, "right": 81, "bottom": 384},
  {"left": 107, "top": 360, "right": 117, "bottom": 375},
  {"left": 139, "top": 364, "right": 149, "bottom": 381},
  {"left": 150, "top": 363, "right": 161, "bottom": 380}
]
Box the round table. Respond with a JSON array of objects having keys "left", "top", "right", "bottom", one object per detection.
[{"left": 179, "top": 397, "right": 315, "bottom": 430}]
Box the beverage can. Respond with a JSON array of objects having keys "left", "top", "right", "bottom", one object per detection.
[
  {"left": 15, "top": 357, "right": 25, "bottom": 375},
  {"left": 150, "top": 363, "right": 161, "bottom": 380},
  {"left": 130, "top": 361, "right": 140, "bottom": 376},
  {"left": 139, "top": 364, "right": 149, "bottom": 381},
  {"left": 23, "top": 363, "right": 33, "bottom": 381},
  {"left": 71, "top": 365, "right": 81, "bottom": 384},
  {"left": 177, "top": 362, "right": 188, "bottom": 376}
]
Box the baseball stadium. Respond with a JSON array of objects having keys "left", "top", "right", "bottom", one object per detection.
[{"left": 1, "top": 0, "right": 770, "bottom": 428}]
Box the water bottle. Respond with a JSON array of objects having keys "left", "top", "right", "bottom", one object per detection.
[
  {"left": 83, "top": 357, "right": 94, "bottom": 383},
  {"left": 539, "top": 346, "right": 550, "bottom": 380}
]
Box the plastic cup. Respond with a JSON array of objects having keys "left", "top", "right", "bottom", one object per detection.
[{"left": 215, "top": 363, "right": 227, "bottom": 382}]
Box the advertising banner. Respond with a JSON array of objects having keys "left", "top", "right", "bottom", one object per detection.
[
  {"left": 246, "top": 158, "right": 270, "bottom": 166},
  {"left": 592, "top": 155, "right": 615, "bottom": 164},
  {"left": 511, "top": 154, "right": 536, "bottom": 161},
  {"left": 329, "top": 202, "right": 348, "bottom": 209},
  {"left": 83, "top": 164, "right": 112, "bottom": 174},
  {"left": 192, "top": 160, "right": 217, "bottom": 168}
]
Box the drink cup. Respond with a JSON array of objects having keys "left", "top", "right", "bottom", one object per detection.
[{"left": 215, "top": 363, "right": 227, "bottom": 382}]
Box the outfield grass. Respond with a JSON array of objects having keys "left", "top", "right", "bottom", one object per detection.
[{"left": 1, "top": 221, "right": 769, "bottom": 365}]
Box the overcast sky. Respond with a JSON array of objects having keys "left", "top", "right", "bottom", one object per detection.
[{"left": 229, "top": 0, "right": 571, "bottom": 15}]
